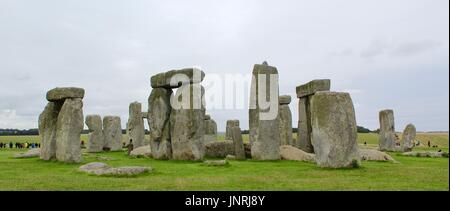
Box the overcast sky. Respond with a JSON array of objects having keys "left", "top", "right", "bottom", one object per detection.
[{"left": 0, "top": 0, "right": 448, "bottom": 132}]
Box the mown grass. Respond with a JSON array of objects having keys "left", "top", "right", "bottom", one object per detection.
[{"left": 0, "top": 133, "right": 448, "bottom": 191}]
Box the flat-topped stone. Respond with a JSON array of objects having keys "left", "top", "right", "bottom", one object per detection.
[
  {"left": 279, "top": 95, "right": 291, "bottom": 105},
  {"left": 151, "top": 68, "right": 205, "bottom": 88},
  {"left": 46, "top": 87, "right": 85, "bottom": 101},
  {"left": 296, "top": 79, "right": 330, "bottom": 98}
]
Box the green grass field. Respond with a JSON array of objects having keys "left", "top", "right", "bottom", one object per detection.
[{"left": 0, "top": 133, "right": 448, "bottom": 191}]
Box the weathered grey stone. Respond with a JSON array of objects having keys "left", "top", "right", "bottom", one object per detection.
[
  {"left": 85, "top": 115, "right": 104, "bottom": 153},
  {"left": 310, "top": 92, "right": 360, "bottom": 168},
  {"left": 225, "top": 120, "right": 239, "bottom": 140},
  {"left": 79, "top": 162, "right": 152, "bottom": 176},
  {"left": 170, "top": 84, "right": 205, "bottom": 160},
  {"left": 14, "top": 148, "right": 41, "bottom": 159},
  {"left": 204, "top": 114, "right": 211, "bottom": 120},
  {"left": 279, "top": 101, "right": 293, "bottom": 146},
  {"left": 359, "top": 149, "right": 396, "bottom": 162},
  {"left": 204, "top": 117, "right": 217, "bottom": 143},
  {"left": 46, "top": 87, "right": 85, "bottom": 102},
  {"left": 130, "top": 145, "right": 152, "bottom": 158},
  {"left": 204, "top": 140, "right": 235, "bottom": 158},
  {"left": 249, "top": 63, "right": 280, "bottom": 160},
  {"left": 151, "top": 68, "right": 205, "bottom": 89},
  {"left": 225, "top": 155, "right": 236, "bottom": 160},
  {"left": 39, "top": 102, "right": 62, "bottom": 160},
  {"left": 401, "top": 124, "right": 416, "bottom": 152},
  {"left": 148, "top": 88, "right": 172, "bottom": 160},
  {"left": 296, "top": 79, "right": 330, "bottom": 98},
  {"left": 402, "top": 151, "right": 449, "bottom": 158},
  {"left": 203, "top": 160, "right": 229, "bottom": 166},
  {"left": 55, "top": 98, "right": 84, "bottom": 163},
  {"left": 297, "top": 97, "right": 314, "bottom": 153},
  {"left": 279, "top": 145, "right": 315, "bottom": 162},
  {"left": 231, "top": 126, "right": 246, "bottom": 160},
  {"left": 127, "top": 102, "right": 145, "bottom": 148},
  {"left": 379, "top": 109, "right": 397, "bottom": 151},
  {"left": 141, "top": 112, "right": 148, "bottom": 119},
  {"left": 279, "top": 95, "right": 291, "bottom": 105},
  {"left": 103, "top": 116, "right": 122, "bottom": 151}
]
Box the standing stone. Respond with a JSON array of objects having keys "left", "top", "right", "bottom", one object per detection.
[
  {"left": 103, "top": 116, "right": 122, "bottom": 151},
  {"left": 55, "top": 98, "right": 84, "bottom": 163},
  {"left": 231, "top": 126, "right": 246, "bottom": 160},
  {"left": 249, "top": 62, "right": 280, "bottom": 160},
  {"left": 379, "top": 109, "right": 397, "bottom": 151},
  {"left": 225, "top": 120, "right": 239, "bottom": 140},
  {"left": 296, "top": 79, "right": 331, "bottom": 153},
  {"left": 148, "top": 88, "right": 173, "bottom": 160},
  {"left": 401, "top": 124, "right": 416, "bottom": 152},
  {"left": 310, "top": 92, "right": 360, "bottom": 168},
  {"left": 204, "top": 115, "right": 218, "bottom": 143},
  {"left": 85, "top": 115, "right": 104, "bottom": 153},
  {"left": 127, "top": 102, "right": 145, "bottom": 148},
  {"left": 279, "top": 95, "right": 293, "bottom": 146},
  {"left": 170, "top": 84, "right": 205, "bottom": 160},
  {"left": 39, "top": 102, "right": 62, "bottom": 160}
]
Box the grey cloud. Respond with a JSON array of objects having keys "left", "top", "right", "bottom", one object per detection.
[{"left": 391, "top": 40, "right": 443, "bottom": 57}]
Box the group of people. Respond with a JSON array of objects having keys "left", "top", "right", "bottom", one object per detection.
[{"left": 0, "top": 142, "right": 40, "bottom": 149}]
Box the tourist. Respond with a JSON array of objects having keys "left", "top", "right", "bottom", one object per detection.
[{"left": 127, "top": 140, "right": 134, "bottom": 155}]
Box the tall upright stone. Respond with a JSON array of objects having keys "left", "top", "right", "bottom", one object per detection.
[
  {"left": 225, "top": 120, "right": 239, "bottom": 140},
  {"left": 39, "top": 102, "right": 62, "bottom": 160},
  {"left": 310, "top": 92, "right": 360, "bottom": 168},
  {"left": 379, "top": 109, "right": 397, "bottom": 151},
  {"left": 170, "top": 84, "right": 205, "bottom": 160},
  {"left": 402, "top": 124, "right": 416, "bottom": 152},
  {"left": 127, "top": 102, "right": 145, "bottom": 148},
  {"left": 279, "top": 95, "right": 293, "bottom": 146},
  {"left": 249, "top": 62, "right": 280, "bottom": 160},
  {"left": 204, "top": 115, "right": 218, "bottom": 143},
  {"left": 148, "top": 88, "right": 173, "bottom": 160},
  {"left": 55, "top": 98, "right": 84, "bottom": 163},
  {"left": 103, "top": 116, "right": 122, "bottom": 151},
  {"left": 85, "top": 115, "right": 104, "bottom": 153},
  {"left": 231, "top": 126, "right": 246, "bottom": 160},
  {"left": 296, "top": 79, "right": 330, "bottom": 153}
]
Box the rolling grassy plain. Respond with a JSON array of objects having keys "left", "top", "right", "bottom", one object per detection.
[{"left": 0, "top": 133, "right": 448, "bottom": 191}]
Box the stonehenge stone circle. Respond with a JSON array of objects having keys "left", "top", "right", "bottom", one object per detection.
[
  {"left": 103, "top": 116, "right": 122, "bottom": 151},
  {"left": 85, "top": 115, "right": 104, "bottom": 153},
  {"left": 55, "top": 98, "right": 84, "bottom": 163},
  {"left": 225, "top": 120, "right": 239, "bottom": 140},
  {"left": 231, "top": 126, "right": 246, "bottom": 160},
  {"left": 126, "top": 102, "right": 145, "bottom": 148},
  {"left": 204, "top": 115, "right": 218, "bottom": 143},
  {"left": 279, "top": 95, "right": 293, "bottom": 146},
  {"left": 39, "top": 102, "right": 62, "bottom": 160},
  {"left": 401, "top": 124, "right": 416, "bottom": 152},
  {"left": 310, "top": 92, "right": 360, "bottom": 168},
  {"left": 170, "top": 84, "right": 205, "bottom": 160},
  {"left": 151, "top": 68, "right": 205, "bottom": 89},
  {"left": 148, "top": 88, "right": 173, "bottom": 160},
  {"left": 249, "top": 62, "right": 281, "bottom": 160},
  {"left": 296, "top": 79, "right": 331, "bottom": 153},
  {"left": 379, "top": 109, "right": 397, "bottom": 151},
  {"left": 204, "top": 140, "right": 235, "bottom": 158},
  {"left": 39, "top": 87, "right": 85, "bottom": 163}
]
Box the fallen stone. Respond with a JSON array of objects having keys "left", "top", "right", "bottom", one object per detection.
[
  {"left": 359, "top": 149, "right": 396, "bottom": 162},
  {"left": 279, "top": 145, "right": 315, "bottom": 162},
  {"left": 46, "top": 87, "right": 85, "bottom": 101},
  {"left": 204, "top": 140, "right": 235, "bottom": 158},
  {"left": 55, "top": 98, "right": 84, "bottom": 163},
  {"left": 225, "top": 155, "right": 236, "bottom": 160},
  {"left": 79, "top": 162, "right": 152, "bottom": 176},
  {"left": 296, "top": 79, "right": 330, "bottom": 98},
  {"left": 130, "top": 145, "right": 152, "bottom": 158},
  {"left": 203, "top": 160, "right": 229, "bottom": 166},
  {"left": 402, "top": 151, "right": 449, "bottom": 158},
  {"left": 14, "top": 148, "right": 41, "bottom": 158},
  {"left": 310, "top": 92, "right": 360, "bottom": 168}
]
